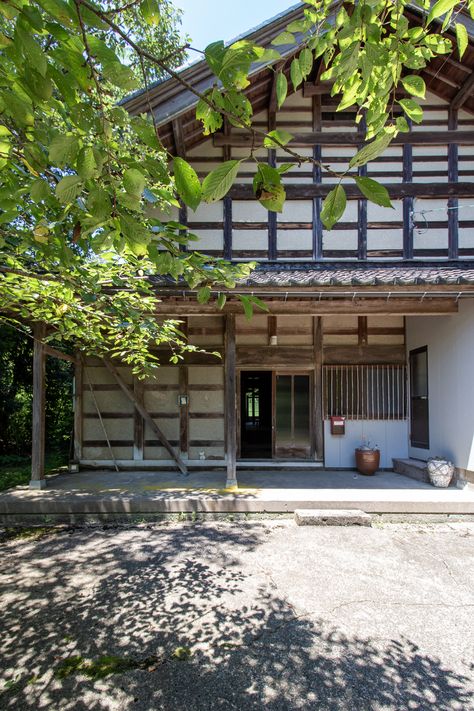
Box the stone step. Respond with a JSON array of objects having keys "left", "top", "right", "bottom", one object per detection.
[
  {"left": 393, "top": 458, "right": 429, "bottom": 483},
  {"left": 294, "top": 509, "right": 373, "bottom": 526}
]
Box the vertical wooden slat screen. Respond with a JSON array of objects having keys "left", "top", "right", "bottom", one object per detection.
[{"left": 323, "top": 364, "right": 407, "bottom": 420}]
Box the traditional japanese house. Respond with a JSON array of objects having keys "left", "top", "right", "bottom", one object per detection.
[{"left": 68, "top": 4, "right": 474, "bottom": 489}]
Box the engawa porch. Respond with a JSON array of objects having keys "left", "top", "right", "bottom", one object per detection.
[{"left": 1, "top": 468, "right": 473, "bottom": 524}]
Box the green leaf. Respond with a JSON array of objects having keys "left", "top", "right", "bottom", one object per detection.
[
  {"left": 320, "top": 185, "right": 346, "bottom": 230},
  {"left": 275, "top": 71, "right": 287, "bottom": 109},
  {"left": 396, "top": 116, "right": 410, "bottom": 133},
  {"left": 455, "top": 23, "right": 468, "bottom": 59},
  {"left": 427, "top": 0, "right": 459, "bottom": 24},
  {"left": 30, "top": 179, "right": 51, "bottom": 202},
  {"left": 48, "top": 134, "right": 80, "bottom": 167},
  {"left": 77, "top": 147, "right": 97, "bottom": 180},
  {"left": 398, "top": 98, "right": 423, "bottom": 124},
  {"left": 401, "top": 75, "right": 426, "bottom": 99},
  {"left": 290, "top": 58, "right": 303, "bottom": 90},
  {"left": 55, "top": 175, "right": 83, "bottom": 204},
  {"left": 263, "top": 129, "right": 293, "bottom": 149},
  {"left": 197, "top": 286, "right": 211, "bottom": 304},
  {"left": 239, "top": 295, "right": 253, "bottom": 320},
  {"left": 123, "top": 169, "right": 146, "bottom": 197},
  {"left": 249, "top": 295, "right": 269, "bottom": 313},
  {"left": 258, "top": 183, "right": 286, "bottom": 213},
  {"left": 140, "top": 0, "right": 160, "bottom": 25},
  {"left": 217, "top": 293, "right": 227, "bottom": 309},
  {"left": 349, "top": 132, "right": 394, "bottom": 169},
  {"left": 202, "top": 160, "right": 241, "bottom": 202},
  {"left": 299, "top": 48, "right": 313, "bottom": 78},
  {"left": 173, "top": 157, "right": 201, "bottom": 211},
  {"left": 354, "top": 177, "right": 393, "bottom": 208},
  {"left": 271, "top": 31, "right": 294, "bottom": 46}
]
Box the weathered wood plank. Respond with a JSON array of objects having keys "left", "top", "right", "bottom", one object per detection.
[
  {"left": 237, "top": 346, "right": 314, "bottom": 367},
  {"left": 30, "top": 323, "right": 46, "bottom": 487},
  {"left": 225, "top": 315, "right": 237, "bottom": 486},
  {"left": 323, "top": 345, "right": 406, "bottom": 364},
  {"left": 103, "top": 358, "right": 187, "bottom": 474},
  {"left": 215, "top": 130, "right": 474, "bottom": 147},
  {"left": 158, "top": 298, "right": 459, "bottom": 316},
  {"left": 229, "top": 182, "right": 474, "bottom": 200}
]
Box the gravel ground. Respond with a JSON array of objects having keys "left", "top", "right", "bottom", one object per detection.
[{"left": 1, "top": 520, "right": 473, "bottom": 710}]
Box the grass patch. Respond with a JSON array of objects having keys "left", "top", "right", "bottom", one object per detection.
[
  {"left": 55, "top": 647, "right": 193, "bottom": 680},
  {"left": 0, "top": 452, "right": 67, "bottom": 492}
]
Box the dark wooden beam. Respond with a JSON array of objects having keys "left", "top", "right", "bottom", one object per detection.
[
  {"left": 358, "top": 316, "right": 368, "bottom": 345},
  {"left": 215, "top": 130, "right": 474, "bottom": 147},
  {"left": 172, "top": 118, "right": 186, "bottom": 158},
  {"left": 448, "top": 108, "right": 459, "bottom": 259},
  {"left": 229, "top": 182, "right": 474, "bottom": 200},
  {"left": 313, "top": 317, "right": 323, "bottom": 460},
  {"left": 43, "top": 344, "right": 78, "bottom": 364},
  {"left": 451, "top": 70, "right": 474, "bottom": 110},
  {"left": 103, "top": 358, "right": 187, "bottom": 474},
  {"left": 158, "top": 299, "right": 459, "bottom": 316},
  {"left": 303, "top": 80, "right": 333, "bottom": 96},
  {"left": 224, "top": 314, "right": 237, "bottom": 487},
  {"left": 30, "top": 323, "right": 46, "bottom": 488},
  {"left": 323, "top": 345, "right": 406, "bottom": 365}
]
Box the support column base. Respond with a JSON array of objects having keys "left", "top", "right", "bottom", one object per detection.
[
  {"left": 29, "top": 479, "right": 47, "bottom": 490},
  {"left": 225, "top": 478, "right": 238, "bottom": 489}
]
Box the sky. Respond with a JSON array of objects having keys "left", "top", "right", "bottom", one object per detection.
[{"left": 175, "top": 0, "right": 295, "bottom": 51}]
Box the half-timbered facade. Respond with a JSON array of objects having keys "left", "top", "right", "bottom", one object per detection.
[{"left": 74, "top": 5, "right": 474, "bottom": 487}]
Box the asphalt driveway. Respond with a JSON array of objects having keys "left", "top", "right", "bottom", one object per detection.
[{"left": 1, "top": 520, "right": 473, "bottom": 710}]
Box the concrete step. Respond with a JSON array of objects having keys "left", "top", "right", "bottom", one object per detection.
[
  {"left": 393, "top": 458, "right": 429, "bottom": 483},
  {"left": 295, "top": 509, "right": 373, "bottom": 526}
]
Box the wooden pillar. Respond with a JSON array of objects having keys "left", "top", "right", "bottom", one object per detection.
[
  {"left": 403, "top": 119, "right": 414, "bottom": 260},
  {"left": 73, "top": 356, "right": 83, "bottom": 466},
  {"left": 179, "top": 317, "right": 189, "bottom": 458},
  {"left": 312, "top": 95, "right": 323, "bottom": 259},
  {"left": 448, "top": 107, "right": 459, "bottom": 259},
  {"left": 268, "top": 102, "right": 277, "bottom": 261},
  {"left": 225, "top": 314, "right": 237, "bottom": 487},
  {"left": 133, "top": 378, "right": 145, "bottom": 461},
  {"left": 357, "top": 115, "right": 368, "bottom": 260},
  {"left": 313, "top": 317, "right": 324, "bottom": 461},
  {"left": 30, "top": 323, "right": 46, "bottom": 489}
]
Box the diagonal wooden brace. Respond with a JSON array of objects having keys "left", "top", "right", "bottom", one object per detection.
[{"left": 103, "top": 358, "right": 188, "bottom": 475}]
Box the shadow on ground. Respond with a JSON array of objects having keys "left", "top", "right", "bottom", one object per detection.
[{"left": 0, "top": 523, "right": 471, "bottom": 710}]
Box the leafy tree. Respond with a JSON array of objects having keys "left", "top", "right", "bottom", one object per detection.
[{"left": 0, "top": 0, "right": 471, "bottom": 373}]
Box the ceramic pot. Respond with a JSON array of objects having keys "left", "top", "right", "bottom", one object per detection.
[
  {"left": 355, "top": 448, "right": 380, "bottom": 476},
  {"left": 427, "top": 458, "right": 454, "bottom": 488}
]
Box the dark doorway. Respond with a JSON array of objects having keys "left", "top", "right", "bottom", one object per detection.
[
  {"left": 240, "top": 371, "right": 272, "bottom": 458},
  {"left": 409, "top": 346, "right": 429, "bottom": 449}
]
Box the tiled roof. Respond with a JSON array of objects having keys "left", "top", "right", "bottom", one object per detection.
[{"left": 241, "top": 263, "right": 474, "bottom": 288}]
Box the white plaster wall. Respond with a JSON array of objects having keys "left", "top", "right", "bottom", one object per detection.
[
  {"left": 324, "top": 420, "right": 409, "bottom": 468},
  {"left": 406, "top": 300, "right": 474, "bottom": 470}
]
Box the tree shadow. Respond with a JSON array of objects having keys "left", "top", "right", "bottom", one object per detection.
[{"left": 0, "top": 524, "right": 471, "bottom": 710}]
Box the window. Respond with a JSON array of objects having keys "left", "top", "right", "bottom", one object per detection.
[{"left": 323, "top": 364, "right": 407, "bottom": 420}]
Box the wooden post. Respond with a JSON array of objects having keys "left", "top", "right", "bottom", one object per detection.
[
  {"left": 73, "top": 356, "right": 83, "bottom": 466},
  {"left": 403, "top": 119, "right": 414, "bottom": 260},
  {"left": 357, "top": 115, "right": 368, "bottom": 260},
  {"left": 313, "top": 317, "right": 324, "bottom": 461},
  {"left": 179, "top": 317, "right": 189, "bottom": 458},
  {"left": 312, "top": 95, "right": 323, "bottom": 259},
  {"left": 448, "top": 107, "right": 459, "bottom": 259},
  {"left": 30, "top": 323, "right": 46, "bottom": 489},
  {"left": 225, "top": 314, "right": 237, "bottom": 487},
  {"left": 133, "top": 378, "right": 145, "bottom": 461}
]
